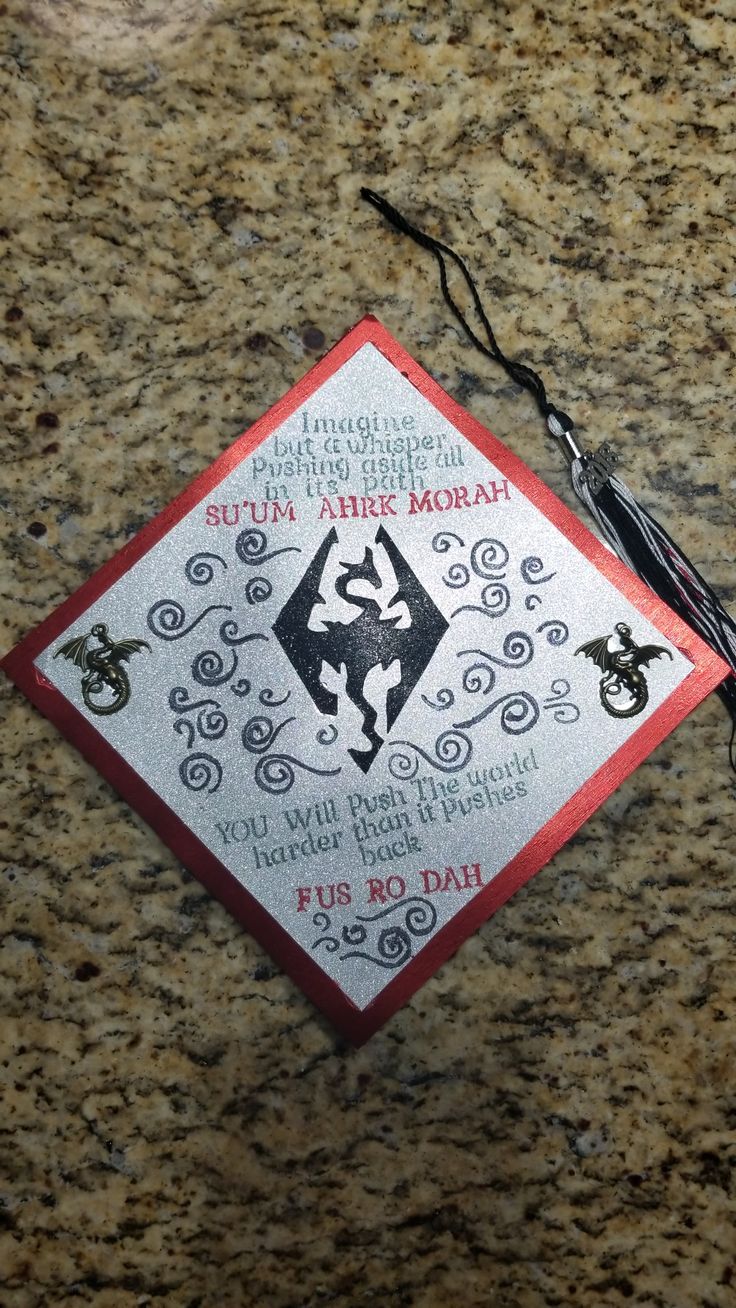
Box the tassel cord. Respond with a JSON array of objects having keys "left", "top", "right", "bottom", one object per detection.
[{"left": 360, "top": 188, "right": 573, "bottom": 436}]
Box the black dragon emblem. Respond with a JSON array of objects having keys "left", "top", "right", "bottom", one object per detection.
[
  {"left": 273, "top": 526, "right": 448, "bottom": 771},
  {"left": 575, "top": 622, "right": 672, "bottom": 718},
  {"left": 54, "top": 622, "right": 150, "bottom": 715}
]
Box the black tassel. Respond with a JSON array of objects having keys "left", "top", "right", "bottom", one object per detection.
[{"left": 360, "top": 187, "right": 736, "bottom": 769}]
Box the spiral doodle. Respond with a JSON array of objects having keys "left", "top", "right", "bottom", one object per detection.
[
  {"left": 388, "top": 729, "right": 472, "bottom": 780},
  {"left": 259, "top": 687, "right": 291, "bottom": 707},
  {"left": 254, "top": 754, "right": 342, "bottom": 795},
  {"left": 311, "top": 913, "right": 340, "bottom": 954},
  {"left": 195, "top": 705, "right": 228, "bottom": 740},
  {"left": 173, "top": 708, "right": 227, "bottom": 744},
  {"left": 191, "top": 648, "right": 238, "bottom": 687},
  {"left": 403, "top": 898, "right": 437, "bottom": 937},
  {"left": 169, "top": 687, "right": 219, "bottom": 713},
  {"left": 341, "top": 924, "right": 368, "bottom": 946},
  {"left": 168, "top": 688, "right": 227, "bottom": 741},
  {"left": 432, "top": 530, "right": 465, "bottom": 554},
  {"left": 461, "top": 660, "right": 496, "bottom": 696},
  {"left": 543, "top": 678, "right": 580, "bottom": 725},
  {"left": 454, "top": 690, "right": 540, "bottom": 734},
  {"left": 241, "top": 715, "right": 294, "bottom": 754},
  {"left": 312, "top": 933, "right": 339, "bottom": 954},
  {"left": 340, "top": 899, "right": 438, "bottom": 969},
  {"left": 443, "top": 561, "right": 470, "bottom": 589},
  {"left": 316, "top": 723, "right": 339, "bottom": 745},
  {"left": 173, "top": 718, "right": 195, "bottom": 750},
  {"left": 310, "top": 899, "right": 438, "bottom": 969},
  {"left": 184, "top": 552, "right": 227, "bottom": 586},
  {"left": 235, "top": 528, "right": 301, "bottom": 566},
  {"left": 471, "top": 537, "right": 510, "bottom": 578},
  {"left": 230, "top": 678, "right": 252, "bottom": 698},
  {"left": 421, "top": 687, "right": 455, "bottom": 711},
  {"left": 169, "top": 686, "right": 197, "bottom": 712},
  {"left": 245, "top": 576, "right": 273, "bottom": 605},
  {"left": 459, "top": 631, "right": 534, "bottom": 683},
  {"left": 547, "top": 677, "right": 572, "bottom": 699},
  {"left": 336, "top": 926, "right": 412, "bottom": 968},
  {"left": 147, "top": 600, "right": 231, "bottom": 641},
  {"left": 536, "top": 618, "right": 569, "bottom": 647},
  {"left": 178, "top": 752, "right": 222, "bottom": 794},
  {"left": 373, "top": 927, "right": 412, "bottom": 967},
  {"left": 521, "top": 556, "right": 556, "bottom": 585},
  {"left": 451, "top": 582, "right": 511, "bottom": 622},
  {"left": 219, "top": 618, "right": 268, "bottom": 647},
  {"left": 525, "top": 593, "right": 543, "bottom": 611}
]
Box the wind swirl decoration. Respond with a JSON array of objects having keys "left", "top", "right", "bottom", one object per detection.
[
  {"left": 241, "top": 713, "right": 341, "bottom": 795},
  {"left": 388, "top": 728, "right": 473, "bottom": 780},
  {"left": 311, "top": 898, "right": 437, "bottom": 970}
]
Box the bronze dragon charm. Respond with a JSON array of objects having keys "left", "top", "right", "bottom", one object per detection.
[
  {"left": 575, "top": 622, "right": 672, "bottom": 719},
  {"left": 54, "top": 622, "right": 150, "bottom": 715}
]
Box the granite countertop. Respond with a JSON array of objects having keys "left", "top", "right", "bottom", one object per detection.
[{"left": 1, "top": 2, "right": 735, "bottom": 1305}]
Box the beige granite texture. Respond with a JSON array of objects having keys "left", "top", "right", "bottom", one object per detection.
[{"left": 1, "top": 1, "right": 736, "bottom": 1305}]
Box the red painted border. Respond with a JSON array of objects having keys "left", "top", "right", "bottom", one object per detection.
[{"left": 1, "top": 316, "right": 728, "bottom": 1044}]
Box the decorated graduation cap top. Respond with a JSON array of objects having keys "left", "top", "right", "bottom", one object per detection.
[{"left": 1, "top": 318, "right": 726, "bottom": 1042}]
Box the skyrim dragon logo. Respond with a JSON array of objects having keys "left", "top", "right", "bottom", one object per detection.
[{"left": 273, "top": 526, "right": 448, "bottom": 772}]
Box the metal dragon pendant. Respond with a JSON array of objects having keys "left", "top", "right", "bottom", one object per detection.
[
  {"left": 575, "top": 622, "right": 672, "bottom": 718},
  {"left": 54, "top": 622, "right": 150, "bottom": 715}
]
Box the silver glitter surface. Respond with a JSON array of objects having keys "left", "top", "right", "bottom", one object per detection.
[{"left": 35, "top": 342, "right": 695, "bottom": 1010}]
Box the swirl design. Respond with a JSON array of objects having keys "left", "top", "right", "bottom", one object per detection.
[
  {"left": 230, "top": 678, "right": 252, "bottom": 698},
  {"left": 543, "top": 678, "right": 580, "bottom": 725},
  {"left": 536, "top": 618, "right": 569, "bottom": 647},
  {"left": 174, "top": 709, "right": 226, "bottom": 743},
  {"left": 195, "top": 705, "right": 227, "bottom": 740},
  {"left": 341, "top": 898, "right": 438, "bottom": 969},
  {"left": 220, "top": 618, "right": 268, "bottom": 647},
  {"left": 459, "top": 630, "right": 534, "bottom": 676},
  {"left": 454, "top": 690, "right": 540, "bottom": 734},
  {"left": 313, "top": 936, "right": 339, "bottom": 953},
  {"left": 147, "top": 600, "right": 231, "bottom": 641},
  {"left": 432, "top": 530, "right": 465, "bottom": 553},
  {"left": 254, "top": 754, "right": 341, "bottom": 795},
  {"left": 316, "top": 723, "right": 338, "bottom": 745},
  {"left": 388, "top": 729, "right": 472, "bottom": 780},
  {"left": 244, "top": 576, "right": 273, "bottom": 605},
  {"left": 241, "top": 715, "right": 294, "bottom": 754},
  {"left": 461, "top": 659, "right": 496, "bottom": 696},
  {"left": 235, "top": 528, "right": 301, "bottom": 566},
  {"left": 259, "top": 687, "right": 291, "bottom": 707},
  {"left": 525, "top": 593, "right": 543, "bottom": 611},
  {"left": 169, "top": 687, "right": 218, "bottom": 713},
  {"left": 191, "top": 648, "right": 238, "bottom": 687},
  {"left": 173, "top": 718, "right": 195, "bottom": 749},
  {"left": 471, "top": 537, "right": 509, "bottom": 578},
  {"left": 178, "top": 752, "right": 222, "bottom": 794},
  {"left": 421, "top": 687, "right": 455, "bottom": 711},
  {"left": 521, "top": 556, "right": 556, "bottom": 585},
  {"left": 169, "top": 687, "right": 228, "bottom": 741},
  {"left": 184, "top": 552, "right": 227, "bottom": 586},
  {"left": 310, "top": 900, "right": 438, "bottom": 970},
  {"left": 443, "top": 562, "right": 470, "bottom": 589},
  {"left": 341, "top": 924, "right": 368, "bottom": 946},
  {"left": 451, "top": 582, "right": 511, "bottom": 622}
]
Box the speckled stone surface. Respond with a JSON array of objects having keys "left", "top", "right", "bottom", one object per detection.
[{"left": 1, "top": 2, "right": 735, "bottom": 1305}]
